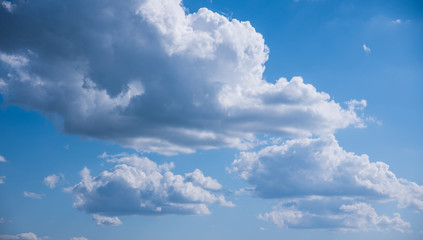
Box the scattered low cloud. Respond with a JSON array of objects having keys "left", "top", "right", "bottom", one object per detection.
[
  {"left": 392, "top": 19, "right": 401, "bottom": 24},
  {"left": 23, "top": 191, "right": 43, "bottom": 200},
  {"left": 0, "top": 155, "right": 6, "bottom": 162},
  {"left": 0, "top": 232, "right": 42, "bottom": 240},
  {"left": 70, "top": 154, "right": 233, "bottom": 218},
  {"left": 363, "top": 44, "right": 371, "bottom": 53},
  {"left": 92, "top": 214, "right": 122, "bottom": 227},
  {"left": 43, "top": 174, "right": 64, "bottom": 189},
  {"left": 259, "top": 197, "right": 410, "bottom": 232},
  {"left": 0, "top": 176, "right": 5, "bottom": 184}
]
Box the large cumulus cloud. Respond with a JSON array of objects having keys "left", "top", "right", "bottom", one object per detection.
[
  {"left": 230, "top": 135, "right": 423, "bottom": 230},
  {"left": 70, "top": 154, "right": 233, "bottom": 218},
  {"left": 0, "top": 0, "right": 364, "bottom": 155}
]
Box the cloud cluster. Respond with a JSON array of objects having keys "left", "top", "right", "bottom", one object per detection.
[
  {"left": 0, "top": 232, "right": 41, "bottom": 240},
  {"left": 230, "top": 135, "right": 423, "bottom": 230},
  {"left": 0, "top": 0, "right": 364, "bottom": 155},
  {"left": 70, "top": 154, "right": 233, "bottom": 217},
  {"left": 259, "top": 197, "right": 410, "bottom": 232},
  {"left": 70, "top": 238, "right": 88, "bottom": 240}
]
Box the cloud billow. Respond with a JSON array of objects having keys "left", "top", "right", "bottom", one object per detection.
[
  {"left": 230, "top": 135, "right": 423, "bottom": 231},
  {"left": 0, "top": 0, "right": 364, "bottom": 155},
  {"left": 70, "top": 154, "right": 233, "bottom": 218}
]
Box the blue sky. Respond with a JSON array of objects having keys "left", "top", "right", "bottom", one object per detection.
[{"left": 0, "top": 0, "right": 422, "bottom": 239}]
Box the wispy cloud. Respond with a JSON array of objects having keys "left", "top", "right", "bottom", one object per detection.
[
  {"left": 0, "top": 232, "right": 42, "bottom": 240},
  {"left": 23, "top": 191, "right": 43, "bottom": 200},
  {"left": 92, "top": 214, "right": 122, "bottom": 227},
  {"left": 0, "top": 155, "right": 6, "bottom": 162},
  {"left": 363, "top": 44, "right": 371, "bottom": 53},
  {"left": 1, "top": 1, "right": 14, "bottom": 13},
  {"left": 259, "top": 198, "right": 410, "bottom": 232}
]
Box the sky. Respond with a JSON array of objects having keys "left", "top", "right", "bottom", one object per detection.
[{"left": 0, "top": 0, "right": 422, "bottom": 239}]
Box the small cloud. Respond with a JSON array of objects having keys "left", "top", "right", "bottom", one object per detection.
[
  {"left": 234, "top": 187, "right": 255, "bottom": 196},
  {"left": 1, "top": 1, "right": 15, "bottom": 13},
  {"left": 70, "top": 237, "right": 88, "bottom": 240},
  {"left": 23, "top": 191, "right": 43, "bottom": 200},
  {"left": 0, "top": 176, "right": 5, "bottom": 184},
  {"left": 363, "top": 44, "right": 372, "bottom": 53},
  {"left": 92, "top": 214, "right": 122, "bottom": 227},
  {"left": 392, "top": 19, "right": 401, "bottom": 24},
  {"left": 0, "top": 217, "right": 4, "bottom": 224},
  {"left": 362, "top": 44, "right": 371, "bottom": 53},
  {"left": 64, "top": 145, "right": 70, "bottom": 150},
  {"left": 0, "top": 155, "right": 6, "bottom": 162},
  {"left": 43, "top": 174, "right": 64, "bottom": 189},
  {"left": 0, "top": 232, "right": 42, "bottom": 240},
  {"left": 259, "top": 227, "right": 266, "bottom": 231}
]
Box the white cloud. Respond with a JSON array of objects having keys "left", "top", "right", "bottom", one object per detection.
[
  {"left": 231, "top": 135, "right": 423, "bottom": 211},
  {"left": 43, "top": 174, "right": 64, "bottom": 189},
  {"left": 0, "top": 176, "right": 5, "bottom": 184},
  {"left": 231, "top": 135, "right": 423, "bottom": 230},
  {"left": 0, "top": 155, "right": 6, "bottom": 162},
  {"left": 0, "top": 232, "right": 41, "bottom": 240},
  {"left": 392, "top": 19, "right": 401, "bottom": 24},
  {"left": 92, "top": 214, "right": 122, "bottom": 227},
  {"left": 70, "top": 154, "right": 233, "bottom": 217},
  {"left": 70, "top": 237, "right": 88, "bottom": 240},
  {"left": 363, "top": 44, "right": 371, "bottom": 53},
  {"left": 0, "top": 217, "right": 4, "bottom": 223},
  {"left": 1, "top": 1, "right": 14, "bottom": 13},
  {"left": 259, "top": 197, "right": 410, "bottom": 232},
  {"left": 23, "top": 191, "right": 43, "bottom": 200},
  {"left": 0, "top": 0, "right": 365, "bottom": 155}
]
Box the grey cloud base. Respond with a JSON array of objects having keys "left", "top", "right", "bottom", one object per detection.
[{"left": 0, "top": 0, "right": 364, "bottom": 155}]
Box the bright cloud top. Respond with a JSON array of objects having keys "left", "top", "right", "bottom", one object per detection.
[
  {"left": 70, "top": 154, "right": 233, "bottom": 217},
  {"left": 0, "top": 0, "right": 365, "bottom": 155},
  {"left": 363, "top": 44, "right": 371, "bottom": 53},
  {"left": 23, "top": 191, "right": 43, "bottom": 200}
]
